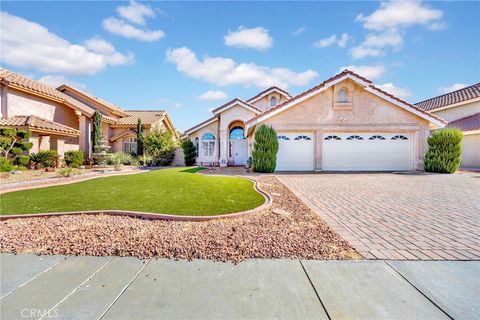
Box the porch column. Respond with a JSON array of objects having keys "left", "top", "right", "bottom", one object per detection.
[
  {"left": 50, "top": 138, "right": 66, "bottom": 157},
  {"left": 219, "top": 129, "right": 228, "bottom": 166},
  {"left": 78, "top": 115, "right": 91, "bottom": 158}
]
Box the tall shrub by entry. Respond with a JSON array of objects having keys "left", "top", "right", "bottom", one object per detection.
[
  {"left": 136, "top": 118, "right": 144, "bottom": 156},
  {"left": 92, "top": 111, "right": 102, "bottom": 151},
  {"left": 252, "top": 125, "right": 279, "bottom": 173},
  {"left": 424, "top": 128, "right": 463, "bottom": 173},
  {"left": 182, "top": 140, "right": 196, "bottom": 166}
]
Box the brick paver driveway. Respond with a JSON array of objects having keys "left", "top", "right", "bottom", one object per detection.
[{"left": 277, "top": 172, "right": 480, "bottom": 260}]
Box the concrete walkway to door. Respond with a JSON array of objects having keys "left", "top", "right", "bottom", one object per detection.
[
  {"left": 278, "top": 172, "right": 480, "bottom": 260},
  {"left": 1, "top": 254, "right": 479, "bottom": 320}
]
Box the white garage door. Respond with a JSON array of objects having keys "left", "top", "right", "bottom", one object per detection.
[
  {"left": 276, "top": 133, "right": 314, "bottom": 171},
  {"left": 322, "top": 133, "right": 411, "bottom": 171}
]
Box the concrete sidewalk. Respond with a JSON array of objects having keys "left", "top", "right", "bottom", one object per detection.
[{"left": 1, "top": 254, "right": 478, "bottom": 320}]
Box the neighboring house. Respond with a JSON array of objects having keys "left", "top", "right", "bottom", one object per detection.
[
  {"left": 0, "top": 68, "right": 178, "bottom": 158},
  {"left": 183, "top": 70, "right": 446, "bottom": 171},
  {"left": 416, "top": 83, "right": 480, "bottom": 168}
]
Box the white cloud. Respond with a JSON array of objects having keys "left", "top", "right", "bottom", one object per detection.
[
  {"left": 197, "top": 90, "right": 228, "bottom": 101},
  {"left": 362, "top": 31, "right": 403, "bottom": 49},
  {"left": 313, "top": 33, "right": 350, "bottom": 48},
  {"left": 377, "top": 82, "right": 412, "bottom": 99},
  {"left": 116, "top": 1, "right": 155, "bottom": 25},
  {"left": 438, "top": 83, "right": 467, "bottom": 95},
  {"left": 0, "top": 12, "right": 132, "bottom": 75},
  {"left": 38, "top": 75, "right": 87, "bottom": 90},
  {"left": 427, "top": 22, "right": 448, "bottom": 31},
  {"left": 291, "top": 27, "right": 306, "bottom": 36},
  {"left": 339, "top": 65, "right": 386, "bottom": 80},
  {"left": 103, "top": 17, "right": 165, "bottom": 42},
  {"left": 224, "top": 26, "right": 273, "bottom": 51},
  {"left": 350, "top": 46, "right": 385, "bottom": 59},
  {"left": 356, "top": 0, "right": 443, "bottom": 31},
  {"left": 166, "top": 47, "right": 318, "bottom": 89},
  {"left": 84, "top": 37, "right": 134, "bottom": 65}
]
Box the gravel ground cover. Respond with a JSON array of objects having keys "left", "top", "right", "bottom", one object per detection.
[{"left": 0, "top": 177, "right": 361, "bottom": 262}]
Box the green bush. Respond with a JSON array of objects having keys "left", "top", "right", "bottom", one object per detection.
[
  {"left": 0, "top": 157, "right": 13, "bottom": 172},
  {"left": 64, "top": 150, "right": 84, "bottom": 168},
  {"left": 30, "top": 150, "right": 57, "bottom": 168},
  {"left": 252, "top": 125, "right": 279, "bottom": 173},
  {"left": 0, "top": 128, "right": 33, "bottom": 163},
  {"left": 181, "top": 140, "right": 196, "bottom": 166},
  {"left": 156, "top": 149, "right": 175, "bottom": 166},
  {"left": 424, "top": 128, "right": 463, "bottom": 173},
  {"left": 58, "top": 167, "right": 77, "bottom": 177},
  {"left": 13, "top": 155, "right": 30, "bottom": 167}
]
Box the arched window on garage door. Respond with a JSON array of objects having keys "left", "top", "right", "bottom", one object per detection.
[
  {"left": 391, "top": 135, "right": 408, "bottom": 140},
  {"left": 294, "top": 135, "right": 311, "bottom": 140},
  {"left": 346, "top": 135, "right": 363, "bottom": 140},
  {"left": 368, "top": 135, "right": 386, "bottom": 140},
  {"left": 277, "top": 135, "right": 290, "bottom": 140},
  {"left": 324, "top": 135, "right": 341, "bottom": 141}
]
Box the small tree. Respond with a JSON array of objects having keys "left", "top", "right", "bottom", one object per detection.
[
  {"left": 424, "top": 128, "right": 463, "bottom": 173},
  {"left": 0, "top": 127, "right": 33, "bottom": 162},
  {"left": 144, "top": 128, "right": 178, "bottom": 166},
  {"left": 182, "top": 140, "right": 196, "bottom": 166},
  {"left": 136, "top": 118, "right": 144, "bottom": 156},
  {"left": 92, "top": 111, "right": 102, "bottom": 151},
  {"left": 252, "top": 125, "right": 279, "bottom": 173}
]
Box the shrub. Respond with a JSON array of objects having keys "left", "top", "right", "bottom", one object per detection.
[
  {"left": 64, "top": 150, "right": 84, "bottom": 168},
  {"left": 13, "top": 155, "right": 30, "bottom": 167},
  {"left": 92, "top": 111, "right": 102, "bottom": 151},
  {"left": 107, "top": 152, "right": 132, "bottom": 170},
  {"left": 58, "top": 167, "right": 76, "bottom": 177},
  {"left": 252, "top": 125, "right": 279, "bottom": 173},
  {"left": 0, "top": 128, "right": 33, "bottom": 163},
  {"left": 182, "top": 140, "right": 196, "bottom": 166},
  {"left": 30, "top": 150, "right": 57, "bottom": 168},
  {"left": 424, "top": 128, "right": 463, "bottom": 173},
  {"left": 156, "top": 149, "right": 175, "bottom": 166},
  {"left": 138, "top": 154, "right": 153, "bottom": 166},
  {"left": 0, "top": 157, "right": 13, "bottom": 172},
  {"left": 137, "top": 118, "right": 144, "bottom": 156}
]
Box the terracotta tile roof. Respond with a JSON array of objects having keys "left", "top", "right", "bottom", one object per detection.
[
  {"left": 246, "top": 86, "right": 292, "bottom": 103},
  {"left": 114, "top": 110, "right": 166, "bottom": 126},
  {"left": 211, "top": 98, "right": 262, "bottom": 114},
  {"left": 415, "top": 83, "right": 480, "bottom": 111},
  {"left": 446, "top": 113, "right": 480, "bottom": 132},
  {"left": 246, "top": 69, "right": 446, "bottom": 126},
  {"left": 57, "top": 84, "right": 129, "bottom": 117},
  {"left": 0, "top": 68, "right": 95, "bottom": 116},
  {"left": 0, "top": 115, "right": 80, "bottom": 136},
  {"left": 110, "top": 130, "right": 137, "bottom": 142}
]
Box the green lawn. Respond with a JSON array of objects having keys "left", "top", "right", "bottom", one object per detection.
[{"left": 0, "top": 167, "right": 265, "bottom": 216}]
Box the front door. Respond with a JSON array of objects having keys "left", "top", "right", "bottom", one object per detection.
[{"left": 232, "top": 139, "right": 247, "bottom": 165}]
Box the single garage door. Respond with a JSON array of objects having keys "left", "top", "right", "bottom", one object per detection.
[
  {"left": 276, "top": 133, "right": 314, "bottom": 171},
  {"left": 322, "top": 132, "right": 411, "bottom": 171}
]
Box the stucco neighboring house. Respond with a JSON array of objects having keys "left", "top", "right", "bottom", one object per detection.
[
  {"left": 183, "top": 70, "right": 446, "bottom": 171},
  {"left": 415, "top": 83, "right": 480, "bottom": 168},
  {"left": 0, "top": 68, "right": 178, "bottom": 159}
]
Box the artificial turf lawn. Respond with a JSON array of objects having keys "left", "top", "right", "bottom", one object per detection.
[{"left": 0, "top": 167, "right": 266, "bottom": 216}]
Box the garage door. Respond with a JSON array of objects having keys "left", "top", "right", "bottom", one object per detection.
[
  {"left": 276, "top": 133, "right": 314, "bottom": 171},
  {"left": 322, "top": 133, "right": 411, "bottom": 171}
]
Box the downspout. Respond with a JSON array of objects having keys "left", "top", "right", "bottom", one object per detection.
[{"left": 0, "top": 81, "right": 9, "bottom": 119}]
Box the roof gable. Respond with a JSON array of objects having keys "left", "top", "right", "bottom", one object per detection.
[
  {"left": 246, "top": 70, "right": 446, "bottom": 132},
  {"left": 246, "top": 86, "right": 291, "bottom": 104},
  {"left": 212, "top": 98, "right": 262, "bottom": 115}
]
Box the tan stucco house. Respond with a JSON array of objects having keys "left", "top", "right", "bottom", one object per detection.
[
  {"left": 183, "top": 70, "right": 446, "bottom": 171},
  {"left": 416, "top": 83, "right": 480, "bottom": 168},
  {"left": 0, "top": 68, "right": 178, "bottom": 158}
]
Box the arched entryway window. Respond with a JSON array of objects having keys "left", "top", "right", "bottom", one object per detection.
[{"left": 229, "top": 126, "right": 245, "bottom": 140}]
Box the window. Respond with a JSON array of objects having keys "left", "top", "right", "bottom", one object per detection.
[
  {"left": 123, "top": 138, "right": 137, "bottom": 154},
  {"left": 229, "top": 126, "right": 245, "bottom": 140},
  {"left": 194, "top": 137, "right": 199, "bottom": 157},
  {"left": 368, "top": 135, "right": 386, "bottom": 140},
  {"left": 294, "top": 135, "right": 312, "bottom": 140},
  {"left": 391, "top": 135, "right": 408, "bottom": 140},
  {"left": 277, "top": 135, "right": 290, "bottom": 140},
  {"left": 346, "top": 135, "right": 363, "bottom": 140},
  {"left": 324, "top": 135, "right": 341, "bottom": 141},
  {"left": 201, "top": 133, "right": 215, "bottom": 157},
  {"left": 270, "top": 96, "right": 277, "bottom": 106},
  {"left": 338, "top": 88, "right": 348, "bottom": 103}
]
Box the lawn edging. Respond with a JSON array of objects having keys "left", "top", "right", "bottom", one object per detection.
[{"left": 0, "top": 176, "right": 272, "bottom": 222}]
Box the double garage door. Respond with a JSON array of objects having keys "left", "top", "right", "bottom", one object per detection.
[{"left": 276, "top": 132, "right": 411, "bottom": 171}]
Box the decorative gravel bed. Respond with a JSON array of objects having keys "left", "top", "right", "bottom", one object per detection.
[{"left": 0, "top": 177, "right": 361, "bottom": 262}]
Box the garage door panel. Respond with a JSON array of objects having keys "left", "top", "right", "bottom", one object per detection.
[
  {"left": 322, "top": 132, "right": 411, "bottom": 171},
  {"left": 276, "top": 133, "right": 314, "bottom": 171}
]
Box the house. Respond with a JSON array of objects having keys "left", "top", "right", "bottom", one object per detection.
[
  {"left": 0, "top": 68, "right": 178, "bottom": 158},
  {"left": 416, "top": 83, "right": 480, "bottom": 168},
  {"left": 182, "top": 70, "right": 446, "bottom": 171}
]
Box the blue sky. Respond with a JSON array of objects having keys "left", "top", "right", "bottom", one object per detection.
[{"left": 1, "top": 1, "right": 479, "bottom": 131}]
